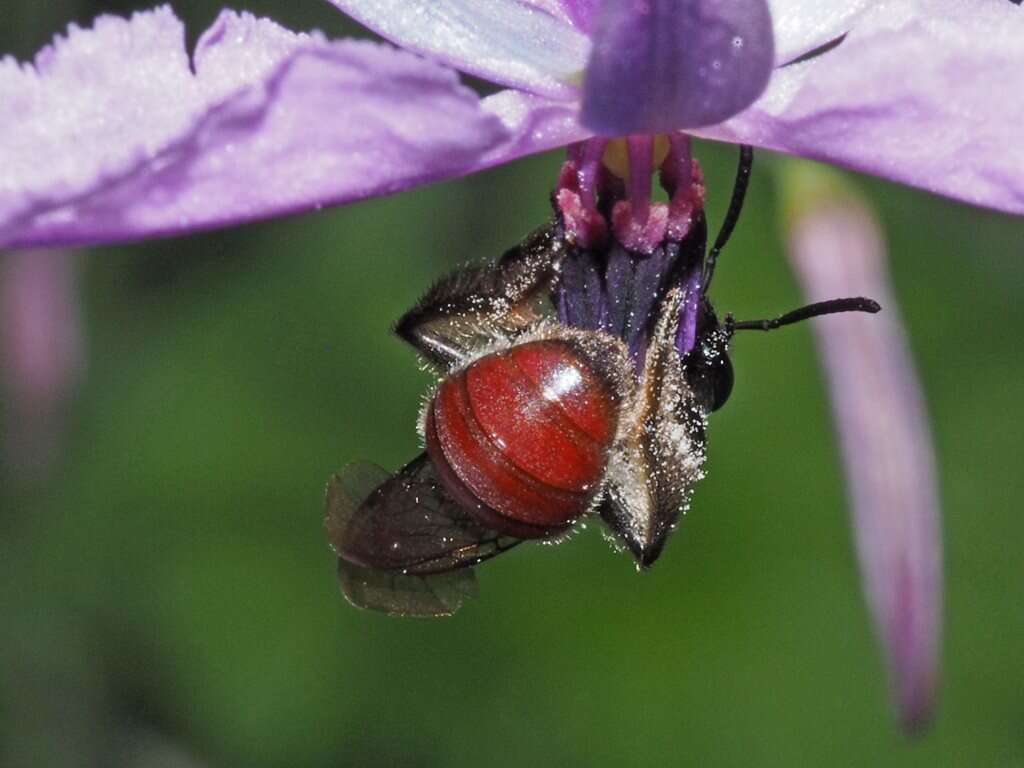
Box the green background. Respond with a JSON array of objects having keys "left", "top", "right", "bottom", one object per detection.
[{"left": 3, "top": 3, "right": 1023, "bottom": 766}]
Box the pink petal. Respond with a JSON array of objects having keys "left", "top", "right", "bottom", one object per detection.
[
  {"left": 768, "top": 0, "right": 875, "bottom": 64},
  {"left": 784, "top": 164, "right": 942, "bottom": 731},
  {"left": 326, "top": 0, "right": 589, "bottom": 97},
  {"left": 0, "top": 8, "right": 532, "bottom": 249},
  {"left": 1, "top": 250, "right": 83, "bottom": 477},
  {"left": 700, "top": 0, "right": 1024, "bottom": 214}
]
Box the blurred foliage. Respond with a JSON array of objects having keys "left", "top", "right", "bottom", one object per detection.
[{"left": 2, "top": 3, "right": 1024, "bottom": 767}]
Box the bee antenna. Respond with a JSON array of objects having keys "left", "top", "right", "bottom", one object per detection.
[
  {"left": 726, "top": 297, "right": 881, "bottom": 333},
  {"left": 702, "top": 144, "right": 754, "bottom": 294}
]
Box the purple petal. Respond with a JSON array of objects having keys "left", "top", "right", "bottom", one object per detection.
[
  {"left": 580, "top": 0, "right": 774, "bottom": 135},
  {"left": 768, "top": 0, "right": 875, "bottom": 64},
  {"left": 326, "top": 0, "right": 589, "bottom": 97},
  {"left": 783, "top": 164, "right": 942, "bottom": 731},
  {"left": 0, "top": 9, "right": 557, "bottom": 249},
  {"left": 480, "top": 90, "right": 591, "bottom": 164},
  {"left": 700, "top": 0, "right": 1024, "bottom": 215},
  {"left": 1, "top": 250, "right": 83, "bottom": 478}
]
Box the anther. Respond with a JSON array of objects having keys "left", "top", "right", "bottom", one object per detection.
[
  {"left": 557, "top": 135, "right": 708, "bottom": 254},
  {"left": 610, "top": 135, "right": 667, "bottom": 254},
  {"left": 661, "top": 133, "right": 706, "bottom": 242},
  {"left": 556, "top": 139, "right": 609, "bottom": 249}
]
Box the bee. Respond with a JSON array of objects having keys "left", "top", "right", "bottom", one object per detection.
[{"left": 325, "top": 147, "right": 878, "bottom": 616}]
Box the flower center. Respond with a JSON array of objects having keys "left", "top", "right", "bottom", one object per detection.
[
  {"left": 552, "top": 133, "right": 709, "bottom": 369},
  {"left": 555, "top": 133, "right": 705, "bottom": 253},
  {"left": 600, "top": 135, "right": 671, "bottom": 185}
]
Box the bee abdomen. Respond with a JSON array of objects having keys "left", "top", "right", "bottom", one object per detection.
[{"left": 426, "top": 339, "right": 617, "bottom": 537}]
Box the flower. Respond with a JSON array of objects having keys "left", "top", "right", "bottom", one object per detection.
[
  {"left": 2, "top": 0, "right": 1014, "bottom": 730},
  {"left": 2, "top": 1, "right": 1022, "bottom": 248}
]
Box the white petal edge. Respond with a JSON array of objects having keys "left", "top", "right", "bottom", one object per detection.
[
  {"left": 0, "top": 9, "right": 545, "bottom": 249},
  {"left": 326, "top": 0, "right": 589, "bottom": 98}
]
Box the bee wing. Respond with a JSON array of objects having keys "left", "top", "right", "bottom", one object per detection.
[
  {"left": 325, "top": 454, "right": 520, "bottom": 616},
  {"left": 335, "top": 559, "right": 479, "bottom": 618},
  {"left": 394, "top": 222, "right": 562, "bottom": 369}
]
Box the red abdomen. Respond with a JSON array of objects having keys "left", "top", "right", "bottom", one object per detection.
[{"left": 425, "top": 339, "right": 618, "bottom": 537}]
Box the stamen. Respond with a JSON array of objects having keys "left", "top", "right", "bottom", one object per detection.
[
  {"left": 559, "top": 135, "right": 706, "bottom": 253},
  {"left": 556, "top": 139, "right": 609, "bottom": 249},
  {"left": 576, "top": 139, "right": 608, "bottom": 212},
  {"left": 661, "top": 134, "right": 692, "bottom": 196},
  {"left": 601, "top": 136, "right": 670, "bottom": 183},
  {"left": 626, "top": 135, "right": 654, "bottom": 223},
  {"left": 610, "top": 136, "right": 667, "bottom": 254},
  {"left": 661, "top": 133, "right": 706, "bottom": 242}
]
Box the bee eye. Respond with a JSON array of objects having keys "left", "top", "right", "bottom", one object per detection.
[
  {"left": 684, "top": 347, "right": 734, "bottom": 413},
  {"left": 709, "top": 354, "right": 734, "bottom": 412}
]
